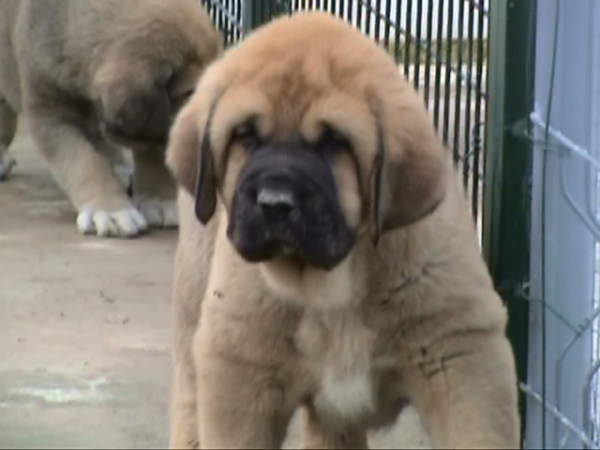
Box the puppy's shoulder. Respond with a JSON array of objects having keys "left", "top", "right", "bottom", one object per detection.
[{"left": 372, "top": 161, "right": 498, "bottom": 299}]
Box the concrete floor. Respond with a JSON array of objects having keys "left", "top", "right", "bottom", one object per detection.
[{"left": 0, "top": 125, "right": 431, "bottom": 449}]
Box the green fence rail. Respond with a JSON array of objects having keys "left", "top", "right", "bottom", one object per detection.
[{"left": 483, "top": 0, "right": 536, "bottom": 443}]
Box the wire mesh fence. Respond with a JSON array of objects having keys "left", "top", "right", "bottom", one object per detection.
[
  {"left": 202, "top": 0, "right": 244, "bottom": 45},
  {"left": 517, "top": 1, "right": 600, "bottom": 448},
  {"left": 481, "top": 0, "right": 600, "bottom": 448},
  {"left": 200, "top": 0, "right": 489, "bottom": 229}
]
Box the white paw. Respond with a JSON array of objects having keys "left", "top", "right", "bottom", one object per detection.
[
  {"left": 134, "top": 197, "right": 179, "bottom": 228},
  {"left": 76, "top": 207, "right": 148, "bottom": 238},
  {"left": 0, "top": 152, "right": 16, "bottom": 181}
]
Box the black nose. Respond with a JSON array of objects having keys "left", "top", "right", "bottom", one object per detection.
[{"left": 257, "top": 187, "right": 295, "bottom": 221}]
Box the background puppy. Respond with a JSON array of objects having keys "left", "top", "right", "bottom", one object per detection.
[
  {"left": 166, "top": 11, "right": 520, "bottom": 450},
  {"left": 0, "top": 0, "right": 221, "bottom": 237}
]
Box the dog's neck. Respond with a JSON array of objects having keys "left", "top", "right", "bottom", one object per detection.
[{"left": 259, "top": 249, "right": 367, "bottom": 311}]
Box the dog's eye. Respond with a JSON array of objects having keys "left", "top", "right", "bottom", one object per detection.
[
  {"left": 180, "top": 88, "right": 195, "bottom": 100},
  {"left": 316, "top": 127, "right": 350, "bottom": 153},
  {"left": 232, "top": 124, "right": 261, "bottom": 150}
]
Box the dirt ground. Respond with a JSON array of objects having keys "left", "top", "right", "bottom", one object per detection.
[{"left": 0, "top": 123, "right": 431, "bottom": 449}]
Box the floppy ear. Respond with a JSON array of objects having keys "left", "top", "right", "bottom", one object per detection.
[
  {"left": 369, "top": 97, "right": 448, "bottom": 244},
  {"left": 94, "top": 59, "right": 173, "bottom": 144},
  {"left": 166, "top": 91, "right": 222, "bottom": 225},
  {"left": 194, "top": 110, "right": 218, "bottom": 224}
]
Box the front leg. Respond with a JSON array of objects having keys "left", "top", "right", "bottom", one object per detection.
[
  {"left": 193, "top": 329, "right": 291, "bottom": 449},
  {"left": 169, "top": 216, "right": 212, "bottom": 450},
  {"left": 26, "top": 105, "right": 147, "bottom": 237},
  {"left": 170, "top": 361, "right": 199, "bottom": 450},
  {"left": 131, "top": 149, "right": 178, "bottom": 228},
  {"left": 92, "top": 138, "right": 134, "bottom": 194},
  {"left": 409, "top": 334, "right": 520, "bottom": 449}
]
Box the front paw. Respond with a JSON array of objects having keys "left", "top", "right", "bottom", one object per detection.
[
  {"left": 76, "top": 205, "right": 148, "bottom": 238},
  {"left": 134, "top": 196, "right": 178, "bottom": 228}
]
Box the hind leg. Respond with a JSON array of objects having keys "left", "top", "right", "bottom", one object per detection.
[{"left": 0, "top": 96, "right": 17, "bottom": 180}]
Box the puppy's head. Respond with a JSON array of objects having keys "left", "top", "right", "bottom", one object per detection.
[
  {"left": 167, "top": 12, "right": 447, "bottom": 272},
  {"left": 91, "top": 0, "right": 222, "bottom": 151}
]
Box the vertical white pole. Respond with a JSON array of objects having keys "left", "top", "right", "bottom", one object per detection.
[{"left": 527, "top": 0, "right": 600, "bottom": 447}]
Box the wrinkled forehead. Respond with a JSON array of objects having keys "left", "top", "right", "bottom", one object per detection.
[{"left": 208, "top": 54, "right": 378, "bottom": 160}]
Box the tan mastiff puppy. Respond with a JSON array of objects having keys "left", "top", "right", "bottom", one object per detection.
[
  {"left": 0, "top": 0, "right": 221, "bottom": 237},
  {"left": 166, "top": 11, "right": 520, "bottom": 450}
]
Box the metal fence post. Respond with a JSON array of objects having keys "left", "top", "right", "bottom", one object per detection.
[
  {"left": 482, "top": 0, "right": 537, "bottom": 445},
  {"left": 241, "top": 0, "right": 254, "bottom": 34}
]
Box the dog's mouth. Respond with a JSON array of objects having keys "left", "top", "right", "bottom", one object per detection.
[
  {"left": 225, "top": 147, "right": 356, "bottom": 271},
  {"left": 229, "top": 219, "right": 327, "bottom": 269}
]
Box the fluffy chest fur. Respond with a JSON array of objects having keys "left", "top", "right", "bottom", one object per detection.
[{"left": 295, "top": 310, "right": 378, "bottom": 426}]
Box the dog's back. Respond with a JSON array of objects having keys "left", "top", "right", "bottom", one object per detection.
[{"left": 11, "top": 0, "right": 220, "bottom": 101}]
